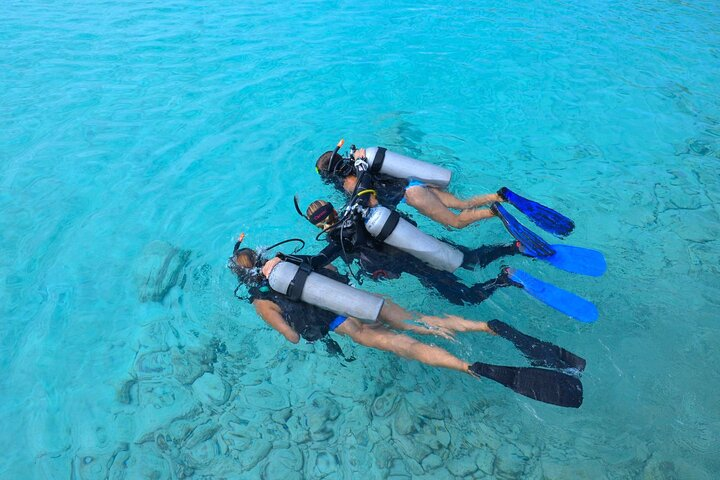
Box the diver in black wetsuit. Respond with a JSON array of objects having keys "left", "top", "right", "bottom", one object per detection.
[{"left": 297, "top": 198, "right": 522, "bottom": 306}]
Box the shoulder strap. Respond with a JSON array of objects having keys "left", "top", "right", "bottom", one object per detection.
[
  {"left": 286, "top": 262, "right": 312, "bottom": 301},
  {"left": 375, "top": 209, "right": 400, "bottom": 243},
  {"left": 369, "top": 147, "right": 387, "bottom": 174}
]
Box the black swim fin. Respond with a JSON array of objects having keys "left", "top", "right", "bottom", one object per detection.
[
  {"left": 469, "top": 362, "right": 583, "bottom": 408},
  {"left": 488, "top": 319, "right": 586, "bottom": 372},
  {"left": 498, "top": 187, "right": 575, "bottom": 238}
]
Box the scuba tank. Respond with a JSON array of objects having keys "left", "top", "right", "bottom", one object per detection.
[
  {"left": 365, "top": 147, "right": 452, "bottom": 188},
  {"left": 267, "top": 261, "right": 385, "bottom": 322},
  {"left": 364, "top": 205, "right": 464, "bottom": 272}
]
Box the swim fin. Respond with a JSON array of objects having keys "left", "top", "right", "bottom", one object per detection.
[
  {"left": 498, "top": 187, "right": 575, "bottom": 238},
  {"left": 518, "top": 242, "right": 607, "bottom": 277},
  {"left": 504, "top": 268, "right": 599, "bottom": 323},
  {"left": 491, "top": 203, "right": 555, "bottom": 257},
  {"left": 488, "top": 319, "right": 586, "bottom": 371},
  {"left": 469, "top": 362, "right": 583, "bottom": 408}
]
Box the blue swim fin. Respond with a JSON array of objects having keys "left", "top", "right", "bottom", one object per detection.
[
  {"left": 521, "top": 244, "right": 607, "bottom": 277},
  {"left": 498, "top": 187, "right": 575, "bottom": 238},
  {"left": 505, "top": 268, "right": 598, "bottom": 323},
  {"left": 492, "top": 203, "right": 555, "bottom": 257}
]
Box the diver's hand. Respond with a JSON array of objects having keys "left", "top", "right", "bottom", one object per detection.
[
  {"left": 417, "top": 315, "right": 447, "bottom": 328},
  {"left": 417, "top": 324, "right": 456, "bottom": 341},
  {"left": 352, "top": 148, "right": 366, "bottom": 160},
  {"left": 353, "top": 147, "right": 368, "bottom": 172},
  {"left": 354, "top": 158, "right": 368, "bottom": 172},
  {"left": 407, "top": 321, "right": 456, "bottom": 341},
  {"left": 425, "top": 314, "right": 495, "bottom": 335},
  {"left": 261, "top": 256, "right": 283, "bottom": 278}
]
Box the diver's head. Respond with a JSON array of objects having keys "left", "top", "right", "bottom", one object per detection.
[
  {"left": 306, "top": 200, "right": 338, "bottom": 230},
  {"left": 316, "top": 151, "right": 353, "bottom": 182},
  {"left": 228, "top": 245, "right": 265, "bottom": 285}
]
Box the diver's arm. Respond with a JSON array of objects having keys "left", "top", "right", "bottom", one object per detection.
[
  {"left": 299, "top": 242, "right": 342, "bottom": 269},
  {"left": 253, "top": 299, "right": 300, "bottom": 344}
]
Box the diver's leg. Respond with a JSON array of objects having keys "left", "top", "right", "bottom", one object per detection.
[
  {"left": 405, "top": 186, "right": 495, "bottom": 228},
  {"left": 400, "top": 259, "right": 468, "bottom": 306},
  {"left": 460, "top": 243, "right": 521, "bottom": 270},
  {"left": 431, "top": 189, "right": 503, "bottom": 209},
  {"left": 335, "top": 318, "right": 469, "bottom": 372}
]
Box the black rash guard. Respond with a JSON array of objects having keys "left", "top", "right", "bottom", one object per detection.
[
  {"left": 248, "top": 268, "right": 350, "bottom": 341},
  {"left": 305, "top": 206, "right": 521, "bottom": 306},
  {"left": 327, "top": 169, "right": 408, "bottom": 208},
  {"left": 371, "top": 173, "right": 408, "bottom": 208}
]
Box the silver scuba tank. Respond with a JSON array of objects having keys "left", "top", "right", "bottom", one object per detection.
[
  {"left": 364, "top": 206, "right": 464, "bottom": 273},
  {"left": 365, "top": 147, "right": 452, "bottom": 188},
  {"left": 267, "top": 261, "right": 384, "bottom": 322}
]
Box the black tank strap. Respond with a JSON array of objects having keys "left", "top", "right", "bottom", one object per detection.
[
  {"left": 376, "top": 209, "right": 400, "bottom": 243},
  {"left": 369, "top": 147, "right": 386, "bottom": 174},
  {"left": 287, "top": 263, "right": 312, "bottom": 301}
]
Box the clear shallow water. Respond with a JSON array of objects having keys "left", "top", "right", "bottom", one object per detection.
[{"left": 1, "top": 0, "right": 719, "bottom": 478}]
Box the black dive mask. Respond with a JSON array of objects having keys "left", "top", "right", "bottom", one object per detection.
[
  {"left": 318, "top": 139, "right": 354, "bottom": 180},
  {"left": 326, "top": 154, "right": 354, "bottom": 178},
  {"left": 309, "top": 203, "right": 337, "bottom": 226}
]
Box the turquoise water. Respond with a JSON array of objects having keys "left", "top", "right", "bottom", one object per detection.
[{"left": 1, "top": 0, "right": 719, "bottom": 477}]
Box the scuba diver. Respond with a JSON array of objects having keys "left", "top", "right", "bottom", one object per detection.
[
  {"left": 229, "top": 239, "right": 586, "bottom": 408},
  {"left": 296, "top": 190, "right": 604, "bottom": 322},
  {"left": 299, "top": 199, "right": 521, "bottom": 306},
  {"left": 315, "top": 140, "right": 575, "bottom": 235}
]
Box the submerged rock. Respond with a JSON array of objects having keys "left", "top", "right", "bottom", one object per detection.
[
  {"left": 643, "top": 454, "right": 679, "bottom": 480},
  {"left": 494, "top": 443, "right": 527, "bottom": 479},
  {"left": 447, "top": 454, "right": 479, "bottom": 477},
  {"left": 192, "top": 373, "right": 230, "bottom": 406},
  {"left": 264, "top": 446, "right": 304, "bottom": 479},
  {"left": 313, "top": 451, "right": 339, "bottom": 478},
  {"left": 421, "top": 453, "right": 443, "bottom": 472},
  {"left": 117, "top": 375, "right": 138, "bottom": 404},
  {"left": 372, "top": 388, "right": 399, "bottom": 418},
  {"left": 475, "top": 449, "right": 495, "bottom": 476},
  {"left": 134, "top": 241, "right": 190, "bottom": 303}
]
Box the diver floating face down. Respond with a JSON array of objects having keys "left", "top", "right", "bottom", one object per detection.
[{"left": 228, "top": 243, "right": 265, "bottom": 287}]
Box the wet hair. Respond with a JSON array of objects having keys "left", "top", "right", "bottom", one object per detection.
[
  {"left": 306, "top": 200, "right": 337, "bottom": 226},
  {"left": 315, "top": 151, "right": 342, "bottom": 175},
  {"left": 232, "top": 248, "right": 257, "bottom": 268},
  {"left": 316, "top": 151, "right": 351, "bottom": 193},
  {"left": 228, "top": 248, "right": 264, "bottom": 286}
]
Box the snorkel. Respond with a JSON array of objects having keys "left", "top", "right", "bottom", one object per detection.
[{"left": 316, "top": 138, "right": 359, "bottom": 180}]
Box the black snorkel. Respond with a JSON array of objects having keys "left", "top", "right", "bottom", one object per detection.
[
  {"left": 317, "top": 138, "right": 357, "bottom": 182},
  {"left": 293, "top": 194, "right": 307, "bottom": 219},
  {"left": 325, "top": 138, "right": 346, "bottom": 175}
]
